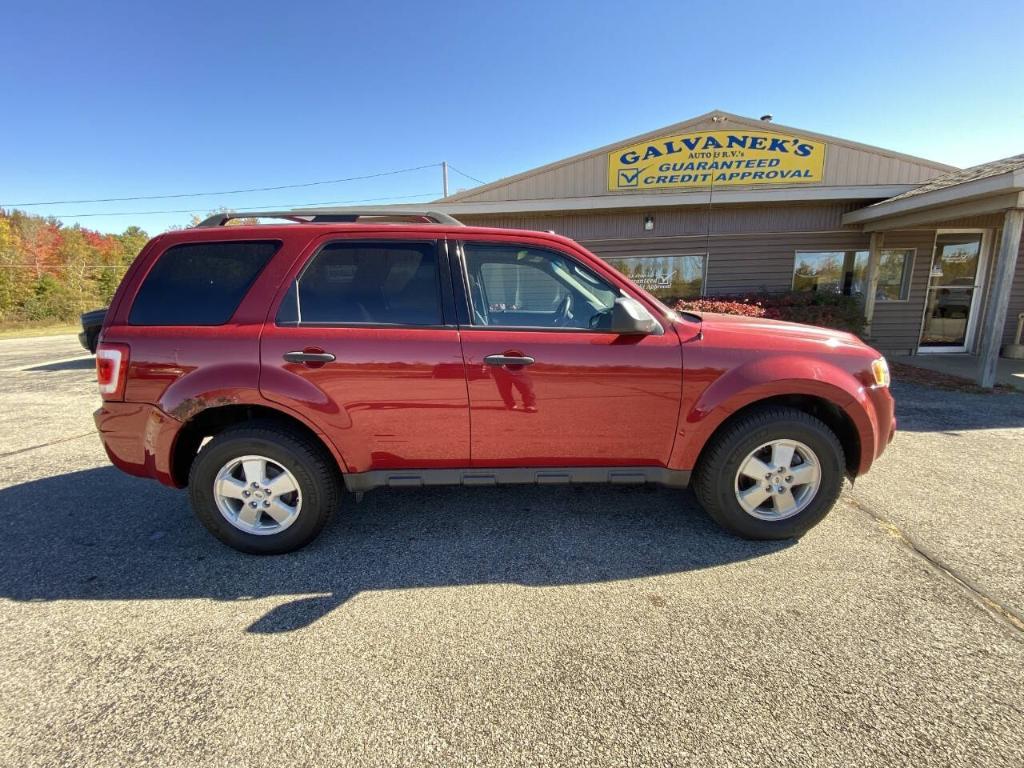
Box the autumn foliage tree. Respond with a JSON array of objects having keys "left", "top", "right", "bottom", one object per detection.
[{"left": 0, "top": 208, "right": 151, "bottom": 324}]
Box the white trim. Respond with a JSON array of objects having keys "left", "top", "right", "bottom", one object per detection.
[
  {"left": 917, "top": 229, "right": 992, "bottom": 353},
  {"left": 843, "top": 176, "right": 1024, "bottom": 226},
  {"left": 580, "top": 228, "right": 858, "bottom": 244},
  {"left": 429, "top": 185, "right": 919, "bottom": 216}
]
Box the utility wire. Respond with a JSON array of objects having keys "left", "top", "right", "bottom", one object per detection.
[
  {"left": 446, "top": 165, "right": 488, "bottom": 186},
  {"left": 2, "top": 163, "right": 442, "bottom": 207},
  {"left": 48, "top": 191, "right": 442, "bottom": 218}
]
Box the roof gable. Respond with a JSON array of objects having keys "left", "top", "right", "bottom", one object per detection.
[{"left": 442, "top": 110, "right": 956, "bottom": 204}]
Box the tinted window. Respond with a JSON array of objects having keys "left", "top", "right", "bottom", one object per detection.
[
  {"left": 129, "top": 241, "right": 278, "bottom": 325},
  {"left": 282, "top": 241, "right": 442, "bottom": 326},
  {"left": 464, "top": 243, "right": 618, "bottom": 329}
]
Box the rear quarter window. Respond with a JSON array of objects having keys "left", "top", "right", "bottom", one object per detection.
[{"left": 129, "top": 240, "right": 279, "bottom": 325}]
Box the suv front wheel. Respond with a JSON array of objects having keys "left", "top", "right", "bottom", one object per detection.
[
  {"left": 694, "top": 407, "right": 846, "bottom": 540},
  {"left": 189, "top": 422, "right": 341, "bottom": 554}
]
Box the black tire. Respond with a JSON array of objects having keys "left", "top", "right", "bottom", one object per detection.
[
  {"left": 188, "top": 421, "right": 342, "bottom": 554},
  {"left": 693, "top": 407, "right": 845, "bottom": 540}
]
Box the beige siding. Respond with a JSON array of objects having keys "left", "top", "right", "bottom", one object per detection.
[
  {"left": 449, "top": 114, "right": 951, "bottom": 204},
  {"left": 870, "top": 230, "right": 935, "bottom": 355},
  {"left": 458, "top": 202, "right": 862, "bottom": 241},
  {"left": 999, "top": 235, "right": 1024, "bottom": 348},
  {"left": 580, "top": 231, "right": 868, "bottom": 295}
]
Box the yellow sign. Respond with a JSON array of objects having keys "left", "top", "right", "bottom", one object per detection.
[{"left": 608, "top": 129, "right": 826, "bottom": 191}]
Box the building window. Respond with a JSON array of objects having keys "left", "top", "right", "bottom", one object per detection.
[
  {"left": 603, "top": 254, "right": 706, "bottom": 299},
  {"left": 792, "top": 249, "right": 913, "bottom": 301}
]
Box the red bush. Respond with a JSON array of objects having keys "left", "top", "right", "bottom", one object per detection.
[
  {"left": 673, "top": 298, "right": 766, "bottom": 317},
  {"left": 674, "top": 291, "right": 865, "bottom": 335}
]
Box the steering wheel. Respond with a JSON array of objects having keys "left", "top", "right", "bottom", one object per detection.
[{"left": 552, "top": 293, "right": 574, "bottom": 327}]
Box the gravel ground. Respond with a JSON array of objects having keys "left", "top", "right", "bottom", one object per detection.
[{"left": 1, "top": 335, "right": 1022, "bottom": 767}]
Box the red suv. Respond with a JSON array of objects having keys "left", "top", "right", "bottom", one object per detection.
[{"left": 93, "top": 209, "right": 895, "bottom": 554}]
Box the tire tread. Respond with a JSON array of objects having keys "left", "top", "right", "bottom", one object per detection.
[
  {"left": 694, "top": 406, "right": 845, "bottom": 539},
  {"left": 188, "top": 420, "right": 341, "bottom": 554}
]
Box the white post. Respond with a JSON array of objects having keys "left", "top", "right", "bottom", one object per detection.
[
  {"left": 863, "top": 231, "right": 884, "bottom": 338},
  {"left": 442, "top": 162, "right": 449, "bottom": 198},
  {"left": 977, "top": 208, "right": 1024, "bottom": 388}
]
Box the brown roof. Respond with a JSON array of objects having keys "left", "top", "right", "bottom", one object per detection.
[{"left": 880, "top": 153, "right": 1024, "bottom": 204}]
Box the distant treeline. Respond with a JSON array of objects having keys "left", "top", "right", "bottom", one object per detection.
[{"left": 0, "top": 209, "right": 150, "bottom": 323}]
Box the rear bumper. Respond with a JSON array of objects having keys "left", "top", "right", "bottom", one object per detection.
[{"left": 94, "top": 402, "right": 183, "bottom": 487}]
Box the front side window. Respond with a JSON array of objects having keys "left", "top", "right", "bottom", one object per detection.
[
  {"left": 129, "top": 240, "right": 279, "bottom": 326},
  {"left": 463, "top": 243, "right": 619, "bottom": 330},
  {"left": 604, "top": 254, "right": 706, "bottom": 300},
  {"left": 279, "top": 241, "right": 442, "bottom": 326},
  {"left": 793, "top": 249, "right": 912, "bottom": 301}
]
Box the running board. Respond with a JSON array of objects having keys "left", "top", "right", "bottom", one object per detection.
[{"left": 343, "top": 467, "right": 691, "bottom": 493}]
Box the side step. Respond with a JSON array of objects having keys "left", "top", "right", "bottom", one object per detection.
[{"left": 344, "top": 467, "right": 691, "bottom": 494}]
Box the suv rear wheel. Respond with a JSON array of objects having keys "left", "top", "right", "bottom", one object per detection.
[
  {"left": 188, "top": 422, "right": 341, "bottom": 554},
  {"left": 694, "top": 407, "right": 845, "bottom": 540}
]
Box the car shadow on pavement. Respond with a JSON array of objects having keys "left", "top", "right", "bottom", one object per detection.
[
  {"left": 21, "top": 357, "right": 94, "bottom": 372},
  {"left": 0, "top": 467, "right": 791, "bottom": 634}
]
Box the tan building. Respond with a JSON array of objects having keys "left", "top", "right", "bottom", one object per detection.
[{"left": 430, "top": 111, "right": 1024, "bottom": 388}]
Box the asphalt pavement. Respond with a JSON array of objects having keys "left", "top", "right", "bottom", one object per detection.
[{"left": 1, "top": 334, "right": 1022, "bottom": 767}]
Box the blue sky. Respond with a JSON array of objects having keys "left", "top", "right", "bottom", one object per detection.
[{"left": 2, "top": 0, "right": 1022, "bottom": 235}]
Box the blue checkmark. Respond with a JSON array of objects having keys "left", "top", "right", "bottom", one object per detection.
[{"left": 618, "top": 168, "right": 641, "bottom": 187}]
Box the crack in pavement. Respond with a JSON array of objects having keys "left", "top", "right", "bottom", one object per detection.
[
  {"left": 844, "top": 494, "right": 1024, "bottom": 638},
  {"left": 0, "top": 431, "right": 97, "bottom": 458}
]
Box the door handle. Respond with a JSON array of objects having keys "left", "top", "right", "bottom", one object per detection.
[
  {"left": 283, "top": 351, "right": 336, "bottom": 364},
  {"left": 483, "top": 354, "right": 535, "bottom": 367}
]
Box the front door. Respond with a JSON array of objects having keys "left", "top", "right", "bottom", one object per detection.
[
  {"left": 918, "top": 231, "right": 989, "bottom": 353},
  {"left": 454, "top": 239, "right": 683, "bottom": 467}
]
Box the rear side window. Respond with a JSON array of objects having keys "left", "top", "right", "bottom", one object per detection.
[
  {"left": 129, "top": 241, "right": 279, "bottom": 325},
  {"left": 278, "top": 241, "right": 442, "bottom": 326}
]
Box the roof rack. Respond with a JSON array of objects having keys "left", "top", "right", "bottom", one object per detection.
[{"left": 195, "top": 208, "right": 464, "bottom": 228}]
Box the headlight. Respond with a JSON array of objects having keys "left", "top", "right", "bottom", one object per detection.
[{"left": 870, "top": 357, "right": 890, "bottom": 388}]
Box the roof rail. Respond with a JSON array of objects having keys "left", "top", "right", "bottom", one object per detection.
[{"left": 195, "top": 208, "right": 464, "bottom": 228}]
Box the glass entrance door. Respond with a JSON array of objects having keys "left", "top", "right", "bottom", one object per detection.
[{"left": 919, "top": 231, "right": 988, "bottom": 352}]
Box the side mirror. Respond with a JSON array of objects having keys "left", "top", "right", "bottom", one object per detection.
[{"left": 611, "top": 297, "right": 664, "bottom": 336}]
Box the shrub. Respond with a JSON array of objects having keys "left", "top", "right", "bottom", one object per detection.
[
  {"left": 673, "top": 298, "right": 766, "bottom": 317},
  {"left": 20, "top": 274, "right": 81, "bottom": 322},
  {"left": 674, "top": 291, "right": 866, "bottom": 335}
]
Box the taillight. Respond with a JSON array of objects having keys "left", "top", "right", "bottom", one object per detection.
[{"left": 96, "top": 343, "right": 130, "bottom": 400}]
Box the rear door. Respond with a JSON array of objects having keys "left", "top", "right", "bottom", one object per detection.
[
  {"left": 259, "top": 234, "right": 469, "bottom": 474},
  {"left": 452, "top": 238, "right": 683, "bottom": 467}
]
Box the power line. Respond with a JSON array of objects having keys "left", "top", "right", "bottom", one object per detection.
[
  {"left": 447, "top": 165, "right": 488, "bottom": 186},
  {"left": 1, "top": 164, "right": 442, "bottom": 207},
  {"left": 48, "top": 191, "right": 442, "bottom": 218}
]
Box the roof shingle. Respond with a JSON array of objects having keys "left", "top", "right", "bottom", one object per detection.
[{"left": 879, "top": 153, "right": 1024, "bottom": 204}]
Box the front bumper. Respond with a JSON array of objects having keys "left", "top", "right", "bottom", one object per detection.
[{"left": 94, "top": 402, "right": 184, "bottom": 487}]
